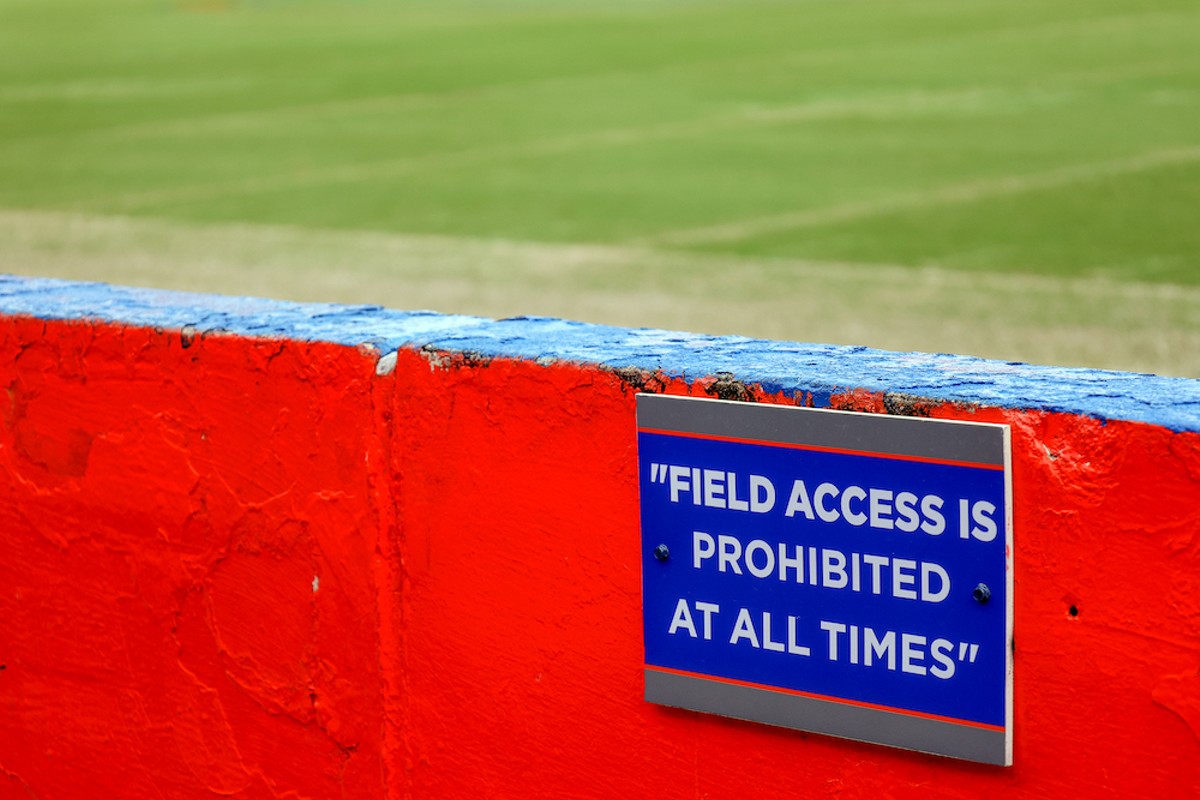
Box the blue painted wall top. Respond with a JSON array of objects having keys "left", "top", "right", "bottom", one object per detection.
[{"left": 1, "top": 275, "right": 1196, "bottom": 432}]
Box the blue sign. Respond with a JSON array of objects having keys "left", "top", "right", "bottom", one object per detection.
[{"left": 638, "top": 395, "right": 1012, "bottom": 766}]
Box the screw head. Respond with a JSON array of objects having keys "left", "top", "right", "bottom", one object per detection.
[
  {"left": 972, "top": 583, "right": 992, "bottom": 603},
  {"left": 653, "top": 544, "right": 670, "bottom": 561}
]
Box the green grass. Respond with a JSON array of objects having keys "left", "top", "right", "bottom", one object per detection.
[{"left": 1, "top": 0, "right": 1198, "bottom": 374}]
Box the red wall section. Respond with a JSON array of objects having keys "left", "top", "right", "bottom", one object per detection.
[
  {"left": 2, "top": 317, "right": 1198, "bottom": 798},
  {"left": 385, "top": 350, "right": 1200, "bottom": 799},
  {"left": 0, "top": 319, "right": 386, "bottom": 799}
]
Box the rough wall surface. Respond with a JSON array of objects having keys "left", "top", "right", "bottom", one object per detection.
[
  {"left": 0, "top": 276, "right": 1198, "bottom": 799},
  {"left": 0, "top": 318, "right": 387, "bottom": 798}
]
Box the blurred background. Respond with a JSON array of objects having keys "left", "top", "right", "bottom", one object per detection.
[{"left": 1, "top": 0, "right": 1196, "bottom": 375}]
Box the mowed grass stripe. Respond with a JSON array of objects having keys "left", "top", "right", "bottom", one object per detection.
[
  {"left": 92, "top": 84, "right": 1068, "bottom": 212},
  {"left": 59, "top": 14, "right": 1196, "bottom": 213},
  {"left": 6, "top": 7, "right": 1187, "bottom": 146},
  {"left": 2, "top": 209, "right": 1195, "bottom": 377},
  {"left": 641, "top": 146, "right": 1200, "bottom": 246}
]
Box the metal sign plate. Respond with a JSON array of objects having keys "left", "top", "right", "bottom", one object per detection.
[{"left": 637, "top": 394, "right": 1013, "bottom": 765}]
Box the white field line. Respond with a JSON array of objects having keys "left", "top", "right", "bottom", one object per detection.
[
  {"left": 639, "top": 146, "right": 1200, "bottom": 246},
  {"left": 0, "top": 76, "right": 255, "bottom": 102},
  {"left": 74, "top": 56, "right": 1186, "bottom": 153},
  {"left": 95, "top": 85, "right": 1062, "bottom": 211},
  {"left": 78, "top": 86, "right": 474, "bottom": 142}
]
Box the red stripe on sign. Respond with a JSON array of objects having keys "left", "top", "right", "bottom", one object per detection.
[
  {"left": 637, "top": 427, "right": 1004, "bottom": 471},
  {"left": 645, "top": 664, "right": 1006, "bottom": 733}
]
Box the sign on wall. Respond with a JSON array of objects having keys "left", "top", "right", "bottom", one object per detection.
[{"left": 637, "top": 394, "right": 1013, "bottom": 766}]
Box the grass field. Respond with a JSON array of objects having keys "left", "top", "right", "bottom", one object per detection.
[{"left": 1, "top": 0, "right": 1197, "bottom": 375}]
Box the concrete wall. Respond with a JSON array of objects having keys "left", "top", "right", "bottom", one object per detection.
[{"left": 1, "top": 275, "right": 1197, "bottom": 798}]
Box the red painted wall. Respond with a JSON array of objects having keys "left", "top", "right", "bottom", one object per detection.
[
  {"left": 0, "top": 320, "right": 386, "bottom": 798},
  {"left": 2, "top": 318, "right": 1198, "bottom": 798}
]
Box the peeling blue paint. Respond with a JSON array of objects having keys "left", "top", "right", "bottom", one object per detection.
[{"left": 2, "top": 275, "right": 1197, "bottom": 432}]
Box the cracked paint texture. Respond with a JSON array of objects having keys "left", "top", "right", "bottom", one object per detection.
[
  {"left": 0, "top": 277, "right": 1198, "bottom": 798},
  {"left": 0, "top": 318, "right": 384, "bottom": 799}
]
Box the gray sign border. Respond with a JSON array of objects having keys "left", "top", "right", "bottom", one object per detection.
[
  {"left": 637, "top": 394, "right": 1005, "bottom": 466},
  {"left": 645, "top": 668, "right": 1008, "bottom": 765}
]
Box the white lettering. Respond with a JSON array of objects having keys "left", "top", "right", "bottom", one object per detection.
[
  {"left": 687, "top": 533, "right": 953, "bottom": 604},
  {"left": 930, "top": 638, "right": 956, "bottom": 679},
  {"left": 762, "top": 612, "right": 785, "bottom": 652},
  {"left": 814, "top": 483, "right": 840, "bottom": 522},
  {"left": 921, "top": 495, "right": 945, "bottom": 535},
  {"left": 841, "top": 485, "right": 868, "bottom": 527},
  {"left": 894, "top": 491, "right": 920, "bottom": 532},
  {"left": 972, "top": 500, "right": 998, "bottom": 542},
  {"left": 921, "top": 561, "right": 950, "bottom": 603},
  {"left": 730, "top": 608, "right": 759, "bottom": 647},
  {"left": 668, "top": 465, "right": 691, "bottom": 503},
  {"left": 869, "top": 488, "right": 894, "bottom": 530},
  {"left": 668, "top": 598, "right": 697, "bottom": 637},
  {"left": 820, "top": 620, "right": 846, "bottom": 660},
  {"left": 745, "top": 540, "right": 775, "bottom": 579},
  {"left": 695, "top": 601, "right": 720, "bottom": 640},
  {"left": 778, "top": 543, "right": 804, "bottom": 582},
  {"left": 749, "top": 474, "right": 776, "bottom": 513},
  {"left": 864, "top": 627, "right": 896, "bottom": 670},
  {"left": 787, "top": 616, "right": 811, "bottom": 656},
  {"left": 902, "top": 633, "right": 927, "bottom": 675},
  {"left": 727, "top": 471, "right": 749, "bottom": 511},
  {"left": 717, "top": 534, "right": 743, "bottom": 574},
  {"left": 703, "top": 469, "right": 726, "bottom": 509},
  {"left": 784, "top": 479, "right": 814, "bottom": 519},
  {"left": 893, "top": 558, "right": 918, "bottom": 600},
  {"left": 863, "top": 554, "right": 888, "bottom": 594},
  {"left": 693, "top": 531, "right": 715, "bottom": 569},
  {"left": 823, "top": 549, "right": 848, "bottom": 589}
]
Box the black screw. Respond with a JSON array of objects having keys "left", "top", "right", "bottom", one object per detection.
[
  {"left": 972, "top": 583, "right": 991, "bottom": 603},
  {"left": 653, "top": 544, "right": 670, "bottom": 561}
]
